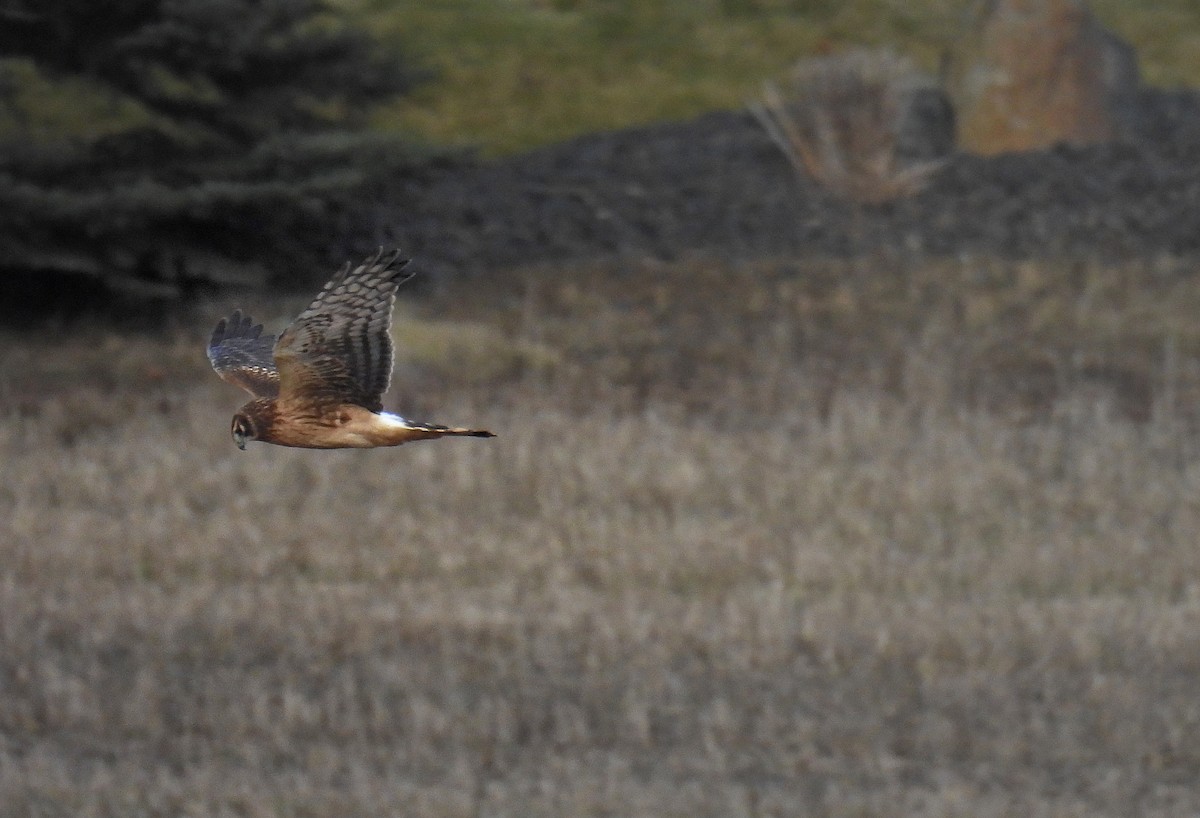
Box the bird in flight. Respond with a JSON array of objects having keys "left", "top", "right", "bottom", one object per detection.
[{"left": 207, "top": 249, "right": 495, "bottom": 450}]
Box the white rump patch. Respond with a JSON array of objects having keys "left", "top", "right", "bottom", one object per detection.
[{"left": 379, "top": 412, "right": 413, "bottom": 429}]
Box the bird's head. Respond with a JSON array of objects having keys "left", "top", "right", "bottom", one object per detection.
[{"left": 231, "top": 412, "right": 258, "bottom": 451}]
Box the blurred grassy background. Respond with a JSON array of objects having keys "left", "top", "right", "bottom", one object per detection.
[
  {"left": 6, "top": 2, "right": 1200, "bottom": 813},
  {"left": 7, "top": 255, "right": 1200, "bottom": 814},
  {"left": 8, "top": 0, "right": 1199, "bottom": 156},
  {"left": 334, "top": 0, "right": 1200, "bottom": 155}
]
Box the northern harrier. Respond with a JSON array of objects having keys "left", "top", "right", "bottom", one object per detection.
[{"left": 208, "top": 249, "right": 495, "bottom": 450}]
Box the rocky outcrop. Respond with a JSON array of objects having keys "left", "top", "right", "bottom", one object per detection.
[{"left": 947, "top": 0, "right": 1140, "bottom": 154}]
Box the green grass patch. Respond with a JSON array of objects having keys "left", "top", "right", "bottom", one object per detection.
[
  {"left": 337, "top": 0, "right": 1200, "bottom": 155},
  {"left": 5, "top": 2, "right": 1200, "bottom": 157},
  {"left": 1093, "top": 0, "right": 1200, "bottom": 86},
  {"left": 0, "top": 59, "right": 157, "bottom": 144},
  {"left": 337, "top": 0, "right": 962, "bottom": 154}
]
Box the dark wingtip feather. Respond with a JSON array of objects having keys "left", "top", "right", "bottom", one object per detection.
[
  {"left": 377, "top": 247, "right": 414, "bottom": 285},
  {"left": 210, "top": 309, "right": 267, "bottom": 352}
]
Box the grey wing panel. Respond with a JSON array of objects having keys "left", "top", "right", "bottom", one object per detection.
[{"left": 208, "top": 310, "right": 280, "bottom": 398}]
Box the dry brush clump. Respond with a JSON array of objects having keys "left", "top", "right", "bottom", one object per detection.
[
  {"left": 750, "top": 47, "right": 951, "bottom": 204},
  {"left": 4, "top": 255, "right": 1200, "bottom": 816}
]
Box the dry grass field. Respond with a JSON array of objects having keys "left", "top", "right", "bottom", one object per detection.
[{"left": 5, "top": 254, "right": 1200, "bottom": 816}]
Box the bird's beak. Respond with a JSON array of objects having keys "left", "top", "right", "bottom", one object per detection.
[{"left": 235, "top": 436, "right": 246, "bottom": 451}]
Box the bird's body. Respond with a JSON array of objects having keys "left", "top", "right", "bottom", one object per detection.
[
  {"left": 207, "top": 249, "right": 494, "bottom": 450},
  {"left": 232, "top": 399, "right": 486, "bottom": 449}
]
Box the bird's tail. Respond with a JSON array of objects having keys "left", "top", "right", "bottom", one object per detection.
[
  {"left": 421, "top": 424, "right": 495, "bottom": 438},
  {"left": 377, "top": 412, "right": 494, "bottom": 445},
  {"left": 395, "top": 420, "right": 495, "bottom": 443}
]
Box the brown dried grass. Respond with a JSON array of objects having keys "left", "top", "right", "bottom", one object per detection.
[
  {"left": 3, "top": 254, "right": 1200, "bottom": 816},
  {"left": 750, "top": 48, "right": 947, "bottom": 203}
]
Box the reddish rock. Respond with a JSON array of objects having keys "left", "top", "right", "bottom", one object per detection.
[{"left": 947, "top": 0, "right": 1139, "bottom": 154}]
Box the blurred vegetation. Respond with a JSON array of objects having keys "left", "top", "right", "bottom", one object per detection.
[
  {"left": 338, "top": 0, "right": 1200, "bottom": 156},
  {"left": 4, "top": 0, "right": 1200, "bottom": 301},
  {"left": 345, "top": 0, "right": 961, "bottom": 156},
  {"left": 0, "top": 0, "right": 428, "bottom": 297}
]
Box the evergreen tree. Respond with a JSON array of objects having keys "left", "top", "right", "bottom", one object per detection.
[{"left": 0, "top": 0, "right": 428, "bottom": 299}]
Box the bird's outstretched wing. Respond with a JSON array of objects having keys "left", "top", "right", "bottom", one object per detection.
[
  {"left": 208, "top": 310, "right": 280, "bottom": 398},
  {"left": 274, "top": 248, "right": 413, "bottom": 413}
]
